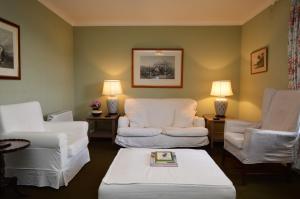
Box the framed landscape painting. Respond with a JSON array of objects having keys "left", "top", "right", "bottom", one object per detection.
[
  {"left": 250, "top": 47, "right": 268, "bottom": 75},
  {"left": 0, "top": 17, "right": 20, "bottom": 80},
  {"left": 132, "top": 48, "right": 183, "bottom": 88}
]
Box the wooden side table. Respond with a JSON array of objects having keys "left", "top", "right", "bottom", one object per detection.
[
  {"left": 203, "top": 114, "right": 226, "bottom": 149},
  {"left": 87, "top": 114, "right": 120, "bottom": 142},
  {"left": 0, "top": 139, "right": 30, "bottom": 196}
]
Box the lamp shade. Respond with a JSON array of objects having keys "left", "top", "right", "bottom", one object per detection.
[
  {"left": 102, "top": 80, "right": 122, "bottom": 96},
  {"left": 210, "top": 80, "right": 233, "bottom": 97}
]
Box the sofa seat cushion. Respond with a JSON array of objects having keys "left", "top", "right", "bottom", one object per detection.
[
  {"left": 224, "top": 132, "right": 244, "bottom": 149},
  {"left": 117, "top": 127, "right": 162, "bottom": 137},
  {"left": 163, "top": 127, "right": 208, "bottom": 137}
]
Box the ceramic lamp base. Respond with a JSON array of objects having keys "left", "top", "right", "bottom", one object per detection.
[
  {"left": 214, "top": 98, "right": 228, "bottom": 117},
  {"left": 107, "top": 96, "right": 118, "bottom": 114}
]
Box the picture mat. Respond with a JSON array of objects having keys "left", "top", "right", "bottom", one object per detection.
[{"left": 133, "top": 50, "right": 182, "bottom": 87}]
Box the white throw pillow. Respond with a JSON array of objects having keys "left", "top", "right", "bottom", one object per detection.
[
  {"left": 173, "top": 108, "right": 196, "bottom": 128},
  {"left": 127, "top": 109, "right": 149, "bottom": 128}
]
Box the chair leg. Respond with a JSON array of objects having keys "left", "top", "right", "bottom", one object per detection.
[
  {"left": 241, "top": 164, "right": 247, "bottom": 185},
  {"left": 221, "top": 148, "right": 226, "bottom": 169}
]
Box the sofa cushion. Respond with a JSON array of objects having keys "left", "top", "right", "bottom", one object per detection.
[
  {"left": 127, "top": 109, "right": 149, "bottom": 128},
  {"left": 224, "top": 132, "right": 244, "bottom": 149},
  {"left": 118, "top": 127, "right": 162, "bottom": 137},
  {"left": 173, "top": 99, "right": 197, "bottom": 128},
  {"left": 125, "top": 98, "right": 198, "bottom": 128},
  {"left": 146, "top": 101, "right": 175, "bottom": 128},
  {"left": 163, "top": 127, "right": 208, "bottom": 137}
]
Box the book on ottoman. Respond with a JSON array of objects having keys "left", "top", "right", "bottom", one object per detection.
[{"left": 150, "top": 151, "right": 178, "bottom": 167}]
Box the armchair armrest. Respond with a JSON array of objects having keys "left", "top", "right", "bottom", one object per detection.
[
  {"left": 118, "top": 116, "right": 129, "bottom": 128},
  {"left": 225, "top": 119, "right": 260, "bottom": 134},
  {"left": 242, "top": 128, "right": 297, "bottom": 163},
  {"left": 44, "top": 121, "right": 88, "bottom": 137},
  {"left": 193, "top": 116, "right": 205, "bottom": 127},
  {"left": 0, "top": 131, "right": 68, "bottom": 149}
]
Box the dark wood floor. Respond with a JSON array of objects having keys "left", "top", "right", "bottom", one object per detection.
[{"left": 2, "top": 140, "right": 300, "bottom": 199}]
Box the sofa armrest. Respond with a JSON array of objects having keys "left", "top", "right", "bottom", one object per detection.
[
  {"left": 225, "top": 119, "right": 260, "bottom": 134},
  {"left": 193, "top": 116, "right": 205, "bottom": 127},
  {"left": 0, "top": 131, "right": 68, "bottom": 149},
  {"left": 118, "top": 116, "right": 130, "bottom": 128}
]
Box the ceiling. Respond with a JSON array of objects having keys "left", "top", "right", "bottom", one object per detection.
[{"left": 38, "top": 0, "right": 278, "bottom": 26}]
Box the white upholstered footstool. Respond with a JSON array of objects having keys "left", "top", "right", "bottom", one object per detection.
[{"left": 99, "top": 148, "right": 235, "bottom": 199}]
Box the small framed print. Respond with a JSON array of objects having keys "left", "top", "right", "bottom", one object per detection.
[
  {"left": 250, "top": 47, "right": 268, "bottom": 75},
  {"left": 0, "top": 17, "right": 20, "bottom": 80},
  {"left": 132, "top": 48, "right": 183, "bottom": 88}
]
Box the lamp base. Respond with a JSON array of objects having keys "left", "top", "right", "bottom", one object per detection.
[
  {"left": 214, "top": 98, "right": 228, "bottom": 117},
  {"left": 107, "top": 96, "right": 118, "bottom": 114}
]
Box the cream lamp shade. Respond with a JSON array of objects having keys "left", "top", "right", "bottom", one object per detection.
[
  {"left": 102, "top": 80, "right": 122, "bottom": 96},
  {"left": 210, "top": 80, "right": 233, "bottom": 97},
  {"left": 102, "top": 80, "right": 122, "bottom": 114},
  {"left": 210, "top": 80, "right": 233, "bottom": 117}
]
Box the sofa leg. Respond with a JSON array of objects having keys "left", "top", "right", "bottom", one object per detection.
[{"left": 285, "top": 163, "right": 292, "bottom": 182}]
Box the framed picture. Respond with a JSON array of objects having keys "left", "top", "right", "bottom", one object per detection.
[
  {"left": 132, "top": 48, "right": 183, "bottom": 88},
  {"left": 0, "top": 17, "right": 20, "bottom": 80},
  {"left": 250, "top": 47, "right": 268, "bottom": 74}
]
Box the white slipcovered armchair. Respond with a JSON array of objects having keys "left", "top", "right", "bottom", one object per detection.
[
  {"left": 224, "top": 89, "right": 300, "bottom": 169},
  {"left": 0, "top": 101, "right": 90, "bottom": 189}
]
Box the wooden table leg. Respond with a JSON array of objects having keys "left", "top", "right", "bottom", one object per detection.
[{"left": 112, "top": 119, "right": 116, "bottom": 144}]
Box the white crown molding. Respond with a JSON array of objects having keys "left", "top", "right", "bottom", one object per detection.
[
  {"left": 38, "top": 0, "right": 277, "bottom": 27},
  {"left": 241, "top": 0, "right": 277, "bottom": 24},
  {"left": 73, "top": 20, "right": 244, "bottom": 27},
  {"left": 38, "top": 0, "right": 75, "bottom": 26}
]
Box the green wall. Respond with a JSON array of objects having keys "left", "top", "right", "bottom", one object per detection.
[
  {"left": 74, "top": 27, "right": 241, "bottom": 119},
  {"left": 0, "top": 0, "right": 74, "bottom": 114},
  {"left": 239, "top": 0, "right": 290, "bottom": 121},
  {"left": 0, "top": 0, "right": 290, "bottom": 121}
]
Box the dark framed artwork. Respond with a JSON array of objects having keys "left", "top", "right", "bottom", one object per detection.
[
  {"left": 0, "top": 17, "right": 20, "bottom": 80},
  {"left": 132, "top": 48, "right": 183, "bottom": 88},
  {"left": 250, "top": 46, "right": 268, "bottom": 75}
]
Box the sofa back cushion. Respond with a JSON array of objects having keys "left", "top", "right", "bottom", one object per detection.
[
  {"left": 0, "top": 101, "right": 45, "bottom": 134},
  {"left": 125, "top": 98, "right": 197, "bottom": 128},
  {"left": 261, "top": 90, "right": 300, "bottom": 132}
]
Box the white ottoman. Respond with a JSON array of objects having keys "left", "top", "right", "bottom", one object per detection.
[{"left": 99, "top": 148, "right": 236, "bottom": 199}]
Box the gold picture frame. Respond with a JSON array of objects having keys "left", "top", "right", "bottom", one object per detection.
[{"left": 250, "top": 47, "right": 268, "bottom": 75}]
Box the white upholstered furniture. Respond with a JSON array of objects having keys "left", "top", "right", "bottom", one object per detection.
[
  {"left": 115, "top": 99, "right": 209, "bottom": 148},
  {"left": 224, "top": 88, "right": 300, "bottom": 166},
  {"left": 99, "top": 148, "right": 236, "bottom": 199},
  {"left": 0, "top": 101, "right": 90, "bottom": 189}
]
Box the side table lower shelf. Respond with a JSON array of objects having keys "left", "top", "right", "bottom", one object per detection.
[{"left": 86, "top": 114, "right": 119, "bottom": 143}]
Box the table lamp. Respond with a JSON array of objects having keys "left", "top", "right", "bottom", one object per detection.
[
  {"left": 210, "top": 80, "right": 233, "bottom": 118},
  {"left": 102, "top": 80, "right": 122, "bottom": 115}
]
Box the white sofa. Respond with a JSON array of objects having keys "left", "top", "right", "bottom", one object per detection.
[
  {"left": 0, "top": 101, "right": 90, "bottom": 189},
  {"left": 115, "top": 98, "right": 209, "bottom": 148}
]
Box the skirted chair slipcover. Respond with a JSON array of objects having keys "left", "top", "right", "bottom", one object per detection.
[
  {"left": 224, "top": 88, "right": 300, "bottom": 168},
  {"left": 0, "top": 101, "right": 90, "bottom": 189}
]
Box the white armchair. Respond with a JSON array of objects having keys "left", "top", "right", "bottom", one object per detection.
[
  {"left": 0, "top": 101, "right": 90, "bottom": 189},
  {"left": 223, "top": 88, "right": 300, "bottom": 170}
]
